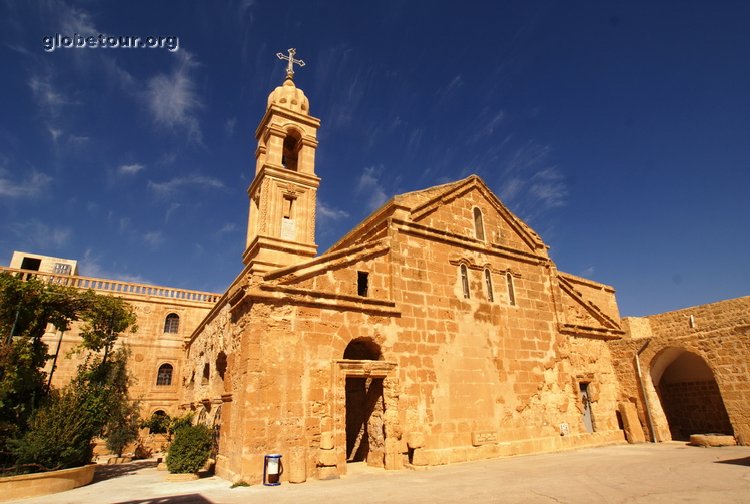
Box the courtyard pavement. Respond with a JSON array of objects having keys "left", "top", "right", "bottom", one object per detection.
[{"left": 18, "top": 442, "right": 750, "bottom": 504}]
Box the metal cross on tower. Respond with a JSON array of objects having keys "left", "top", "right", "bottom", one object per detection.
[{"left": 276, "top": 48, "right": 305, "bottom": 79}]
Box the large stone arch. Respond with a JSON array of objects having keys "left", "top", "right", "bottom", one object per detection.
[{"left": 649, "top": 347, "right": 733, "bottom": 440}]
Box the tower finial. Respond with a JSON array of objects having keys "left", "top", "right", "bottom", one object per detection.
[{"left": 276, "top": 48, "right": 306, "bottom": 80}]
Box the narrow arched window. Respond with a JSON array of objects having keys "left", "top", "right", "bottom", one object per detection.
[
  {"left": 164, "top": 313, "right": 180, "bottom": 333},
  {"left": 506, "top": 272, "right": 516, "bottom": 306},
  {"left": 202, "top": 363, "right": 210, "bottom": 385},
  {"left": 460, "top": 264, "right": 470, "bottom": 299},
  {"left": 485, "top": 269, "right": 494, "bottom": 302},
  {"left": 281, "top": 130, "right": 302, "bottom": 171},
  {"left": 473, "top": 207, "right": 485, "bottom": 241},
  {"left": 156, "top": 363, "right": 173, "bottom": 386}
]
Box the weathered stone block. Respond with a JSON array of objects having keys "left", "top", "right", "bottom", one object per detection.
[
  {"left": 319, "top": 431, "right": 334, "bottom": 450},
  {"left": 317, "top": 448, "right": 337, "bottom": 467},
  {"left": 287, "top": 447, "right": 307, "bottom": 483},
  {"left": 618, "top": 402, "right": 646, "bottom": 443},
  {"left": 316, "top": 465, "right": 339, "bottom": 480},
  {"left": 407, "top": 431, "right": 425, "bottom": 449}
]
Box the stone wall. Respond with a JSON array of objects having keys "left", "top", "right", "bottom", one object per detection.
[
  {"left": 658, "top": 380, "right": 733, "bottom": 439},
  {"left": 609, "top": 296, "right": 750, "bottom": 445},
  {"left": 184, "top": 183, "right": 627, "bottom": 484},
  {"left": 27, "top": 273, "right": 219, "bottom": 418}
]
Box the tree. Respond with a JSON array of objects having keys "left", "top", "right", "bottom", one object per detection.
[
  {"left": 77, "top": 293, "right": 137, "bottom": 365},
  {"left": 0, "top": 273, "right": 85, "bottom": 467},
  {"left": 0, "top": 272, "right": 140, "bottom": 471}
]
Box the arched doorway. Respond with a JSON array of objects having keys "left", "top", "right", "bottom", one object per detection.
[
  {"left": 651, "top": 348, "right": 733, "bottom": 440},
  {"left": 343, "top": 338, "right": 385, "bottom": 466}
]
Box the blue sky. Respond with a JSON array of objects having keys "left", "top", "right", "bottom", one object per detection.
[{"left": 1, "top": 0, "right": 748, "bottom": 317}]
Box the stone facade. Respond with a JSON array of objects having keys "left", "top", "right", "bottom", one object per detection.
[
  {"left": 179, "top": 76, "right": 629, "bottom": 485},
  {"left": 4, "top": 73, "right": 748, "bottom": 485},
  {"left": 0, "top": 262, "right": 219, "bottom": 418},
  {"left": 609, "top": 296, "right": 750, "bottom": 446}
]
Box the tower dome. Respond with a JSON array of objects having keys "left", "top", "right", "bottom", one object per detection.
[{"left": 267, "top": 77, "right": 310, "bottom": 115}]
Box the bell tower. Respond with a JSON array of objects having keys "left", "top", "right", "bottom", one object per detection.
[{"left": 243, "top": 49, "right": 321, "bottom": 273}]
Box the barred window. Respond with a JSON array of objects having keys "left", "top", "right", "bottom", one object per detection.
[
  {"left": 156, "top": 364, "right": 173, "bottom": 386},
  {"left": 164, "top": 313, "right": 180, "bottom": 333}
]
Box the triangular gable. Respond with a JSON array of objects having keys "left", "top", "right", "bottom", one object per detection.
[
  {"left": 325, "top": 174, "right": 546, "bottom": 257},
  {"left": 557, "top": 275, "right": 623, "bottom": 340},
  {"left": 402, "top": 175, "right": 546, "bottom": 253}
]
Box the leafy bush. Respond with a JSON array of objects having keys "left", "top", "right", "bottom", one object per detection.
[
  {"left": 142, "top": 411, "right": 170, "bottom": 434},
  {"left": 10, "top": 390, "right": 97, "bottom": 471},
  {"left": 168, "top": 412, "right": 194, "bottom": 435},
  {"left": 105, "top": 398, "right": 141, "bottom": 457},
  {"left": 166, "top": 424, "right": 213, "bottom": 474}
]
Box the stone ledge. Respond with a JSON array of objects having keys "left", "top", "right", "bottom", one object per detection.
[
  {"left": 0, "top": 464, "right": 95, "bottom": 502},
  {"left": 689, "top": 434, "right": 737, "bottom": 447}
]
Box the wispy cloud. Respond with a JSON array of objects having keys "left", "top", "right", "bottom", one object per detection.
[
  {"left": 165, "top": 202, "right": 181, "bottom": 223},
  {"left": 79, "top": 248, "right": 149, "bottom": 283},
  {"left": 8, "top": 219, "right": 70, "bottom": 249},
  {"left": 580, "top": 266, "right": 595, "bottom": 277},
  {"left": 317, "top": 200, "right": 350, "bottom": 222},
  {"left": 28, "top": 76, "right": 71, "bottom": 115},
  {"left": 213, "top": 222, "right": 238, "bottom": 238},
  {"left": 225, "top": 117, "right": 237, "bottom": 136},
  {"left": 493, "top": 141, "right": 568, "bottom": 224},
  {"left": 118, "top": 163, "right": 145, "bottom": 175},
  {"left": 529, "top": 167, "right": 567, "bottom": 210},
  {"left": 143, "top": 231, "right": 164, "bottom": 247},
  {"left": 0, "top": 169, "right": 53, "bottom": 198},
  {"left": 147, "top": 174, "right": 225, "bottom": 196},
  {"left": 145, "top": 51, "right": 203, "bottom": 142},
  {"left": 355, "top": 166, "right": 389, "bottom": 212}
]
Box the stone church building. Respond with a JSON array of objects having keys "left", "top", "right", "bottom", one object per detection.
[
  {"left": 3, "top": 64, "right": 748, "bottom": 485},
  {"left": 179, "top": 74, "right": 631, "bottom": 483}
]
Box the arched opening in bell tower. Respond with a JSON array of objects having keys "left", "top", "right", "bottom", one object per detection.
[
  {"left": 650, "top": 347, "right": 733, "bottom": 440},
  {"left": 281, "top": 129, "right": 302, "bottom": 171}
]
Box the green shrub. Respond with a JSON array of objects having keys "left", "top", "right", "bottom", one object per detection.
[
  {"left": 10, "top": 391, "right": 97, "bottom": 471},
  {"left": 165, "top": 424, "right": 213, "bottom": 474},
  {"left": 142, "top": 411, "right": 170, "bottom": 434},
  {"left": 105, "top": 399, "right": 141, "bottom": 457}
]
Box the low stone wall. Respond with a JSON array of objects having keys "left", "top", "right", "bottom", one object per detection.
[
  {"left": 0, "top": 464, "right": 96, "bottom": 502},
  {"left": 409, "top": 430, "right": 625, "bottom": 468}
]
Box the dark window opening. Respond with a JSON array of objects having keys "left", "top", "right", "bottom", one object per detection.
[
  {"left": 282, "top": 195, "right": 295, "bottom": 219},
  {"left": 216, "top": 352, "right": 227, "bottom": 380},
  {"left": 156, "top": 363, "right": 173, "bottom": 386},
  {"left": 281, "top": 130, "right": 302, "bottom": 171},
  {"left": 484, "top": 269, "right": 494, "bottom": 302},
  {"left": 460, "top": 264, "right": 470, "bottom": 299},
  {"left": 357, "top": 271, "right": 369, "bottom": 297},
  {"left": 506, "top": 273, "right": 516, "bottom": 306},
  {"left": 202, "top": 363, "right": 210, "bottom": 385},
  {"left": 473, "top": 207, "right": 485, "bottom": 241},
  {"left": 164, "top": 313, "right": 180, "bottom": 333},
  {"left": 20, "top": 257, "right": 41, "bottom": 271},
  {"left": 344, "top": 338, "right": 382, "bottom": 360}
]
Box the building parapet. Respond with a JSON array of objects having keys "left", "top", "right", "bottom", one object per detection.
[{"left": 0, "top": 266, "right": 221, "bottom": 305}]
